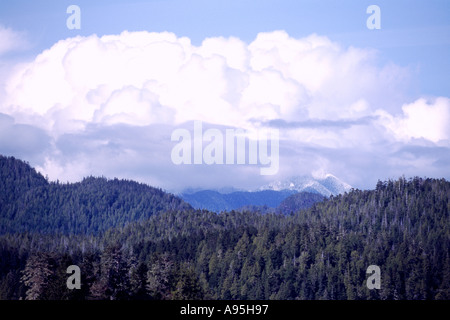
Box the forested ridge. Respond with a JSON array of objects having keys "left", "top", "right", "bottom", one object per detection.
[
  {"left": 181, "top": 189, "right": 324, "bottom": 214},
  {"left": 0, "top": 155, "right": 191, "bottom": 235},
  {"left": 180, "top": 189, "right": 298, "bottom": 212},
  {"left": 0, "top": 155, "right": 449, "bottom": 300}
]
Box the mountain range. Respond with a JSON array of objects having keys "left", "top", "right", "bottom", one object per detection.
[
  {"left": 257, "top": 174, "right": 352, "bottom": 196},
  {"left": 180, "top": 174, "right": 351, "bottom": 212}
]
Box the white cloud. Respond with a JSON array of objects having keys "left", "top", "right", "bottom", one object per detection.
[
  {"left": 248, "top": 31, "right": 339, "bottom": 93},
  {"left": 3, "top": 30, "right": 410, "bottom": 133},
  {"left": 1, "top": 30, "right": 448, "bottom": 190},
  {"left": 94, "top": 85, "right": 175, "bottom": 126},
  {"left": 377, "top": 97, "right": 450, "bottom": 143},
  {"left": 0, "top": 25, "right": 28, "bottom": 56},
  {"left": 35, "top": 156, "right": 89, "bottom": 183}
]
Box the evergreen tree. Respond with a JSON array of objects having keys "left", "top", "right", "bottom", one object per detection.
[{"left": 20, "top": 252, "right": 55, "bottom": 300}]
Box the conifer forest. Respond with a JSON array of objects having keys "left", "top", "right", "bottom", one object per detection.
[{"left": 0, "top": 155, "right": 449, "bottom": 300}]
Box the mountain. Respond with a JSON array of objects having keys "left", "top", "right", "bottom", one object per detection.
[
  {"left": 258, "top": 174, "right": 352, "bottom": 197},
  {"left": 180, "top": 174, "right": 350, "bottom": 212},
  {"left": 0, "top": 155, "right": 191, "bottom": 235},
  {"left": 276, "top": 191, "right": 326, "bottom": 214},
  {"left": 235, "top": 191, "right": 326, "bottom": 214},
  {"left": 181, "top": 189, "right": 297, "bottom": 212}
]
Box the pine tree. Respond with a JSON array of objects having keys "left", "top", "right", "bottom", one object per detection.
[
  {"left": 21, "top": 252, "right": 55, "bottom": 300},
  {"left": 90, "top": 244, "right": 129, "bottom": 300},
  {"left": 173, "top": 264, "right": 203, "bottom": 300},
  {"left": 146, "top": 253, "right": 174, "bottom": 300}
]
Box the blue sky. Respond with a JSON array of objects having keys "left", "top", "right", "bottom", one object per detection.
[{"left": 0, "top": 0, "right": 449, "bottom": 191}]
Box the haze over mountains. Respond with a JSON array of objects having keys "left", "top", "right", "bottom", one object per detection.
[{"left": 180, "top": 174, "right": 351, "bottom": 212}]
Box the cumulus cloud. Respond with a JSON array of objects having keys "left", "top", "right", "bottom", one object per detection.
[
  {"left": 377, "top": 97, "right": 450, "bottom": 143},
  {"left": 0, "top": 30, "right": 448, "bottom": 191},
  {"left": 3, "top": 30, "right": 409, "bottom": 132}
]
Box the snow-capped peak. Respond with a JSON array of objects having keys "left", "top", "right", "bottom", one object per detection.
[{"left": 258, "top": 174, "right": 352, "bottom": 197}]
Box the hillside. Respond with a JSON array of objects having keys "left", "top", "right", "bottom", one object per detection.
[
  {"left": 0, "top": 155, "right": 191, "bottom": 235},
  {"left": 234, "top": 192, "right": 326, "bottom": 214},
  {"left": 181, "top": 189, "right": 297, "bottom": 212},
  {"left": 100, "top": 177, "right": 450, "bottom": 300},
  {"left": 0, "top": 155, "right": 448, "bottom": 300},
  {"left": 276, "top": 191, "right": 325, "bottom": 214},
  {"left": 0, "top": 155, "right": 48, "bottom": 208}
]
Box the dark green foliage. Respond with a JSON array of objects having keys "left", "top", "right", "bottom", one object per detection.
[
  {"left": 0, "top": 155, "right": 47, "bottom": 211},
  {"left": 0, "top": 156, "right": 449, "bottom": 300},
  {"left": 235, "top": 192, "right": 325, "bottom": 214},
  {"left": 276, "top": 192, "right": 325, "bottom": 214},
  {"left": 181, "top": 189, "right": 297, "bottom": 212},
  {"left": 0, "top": 155, "right": 192, "bottom": 235}
]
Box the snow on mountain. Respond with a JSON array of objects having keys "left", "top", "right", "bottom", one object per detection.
[
  {"left": 258, "top": 174, "right": 352, "bottom": 197},
  {"left": 179, "top": 174, "right": 352, "bottom": 212}
]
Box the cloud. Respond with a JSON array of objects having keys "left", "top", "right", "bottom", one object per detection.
[
  {"left": 0, "top": 30, "right": 448, "bottom": 191},
  {"left": 0, "top": 113, "right": 51, "bottom": 162},
  {"left": 262, "top": 116, "right": 378, "bottom": 130},
  {"left": 3, "top": 30, "right": 409, "bottom": 132},
  {"left": 377, "top": 97, "right": 450, "bottom": 143},
  {"left": 0, "top": 25, "right": 28, "bottom": 56}
]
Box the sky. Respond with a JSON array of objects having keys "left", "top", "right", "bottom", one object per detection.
[{"left": 0, "top": 0, "right": 449, "bottom": 192}]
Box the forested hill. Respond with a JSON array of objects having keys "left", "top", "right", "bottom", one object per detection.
[
  {"left": 0, "top": 154, "right": 449, "bottom": 300},
  {"left": 0, "top": 155, "right": 192, "bottom": 235},
  {"left": 0, "top": 155, "right": 48, "bottom": 208},
  {"left": 181, "top": 189, "right": 298, "bottom": 212},
  {"left": 276, "top": 191, "right": 325, "bottom": 214},
  {"left": 99, "top": 177, "right": 450, "bottom": 300}
]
